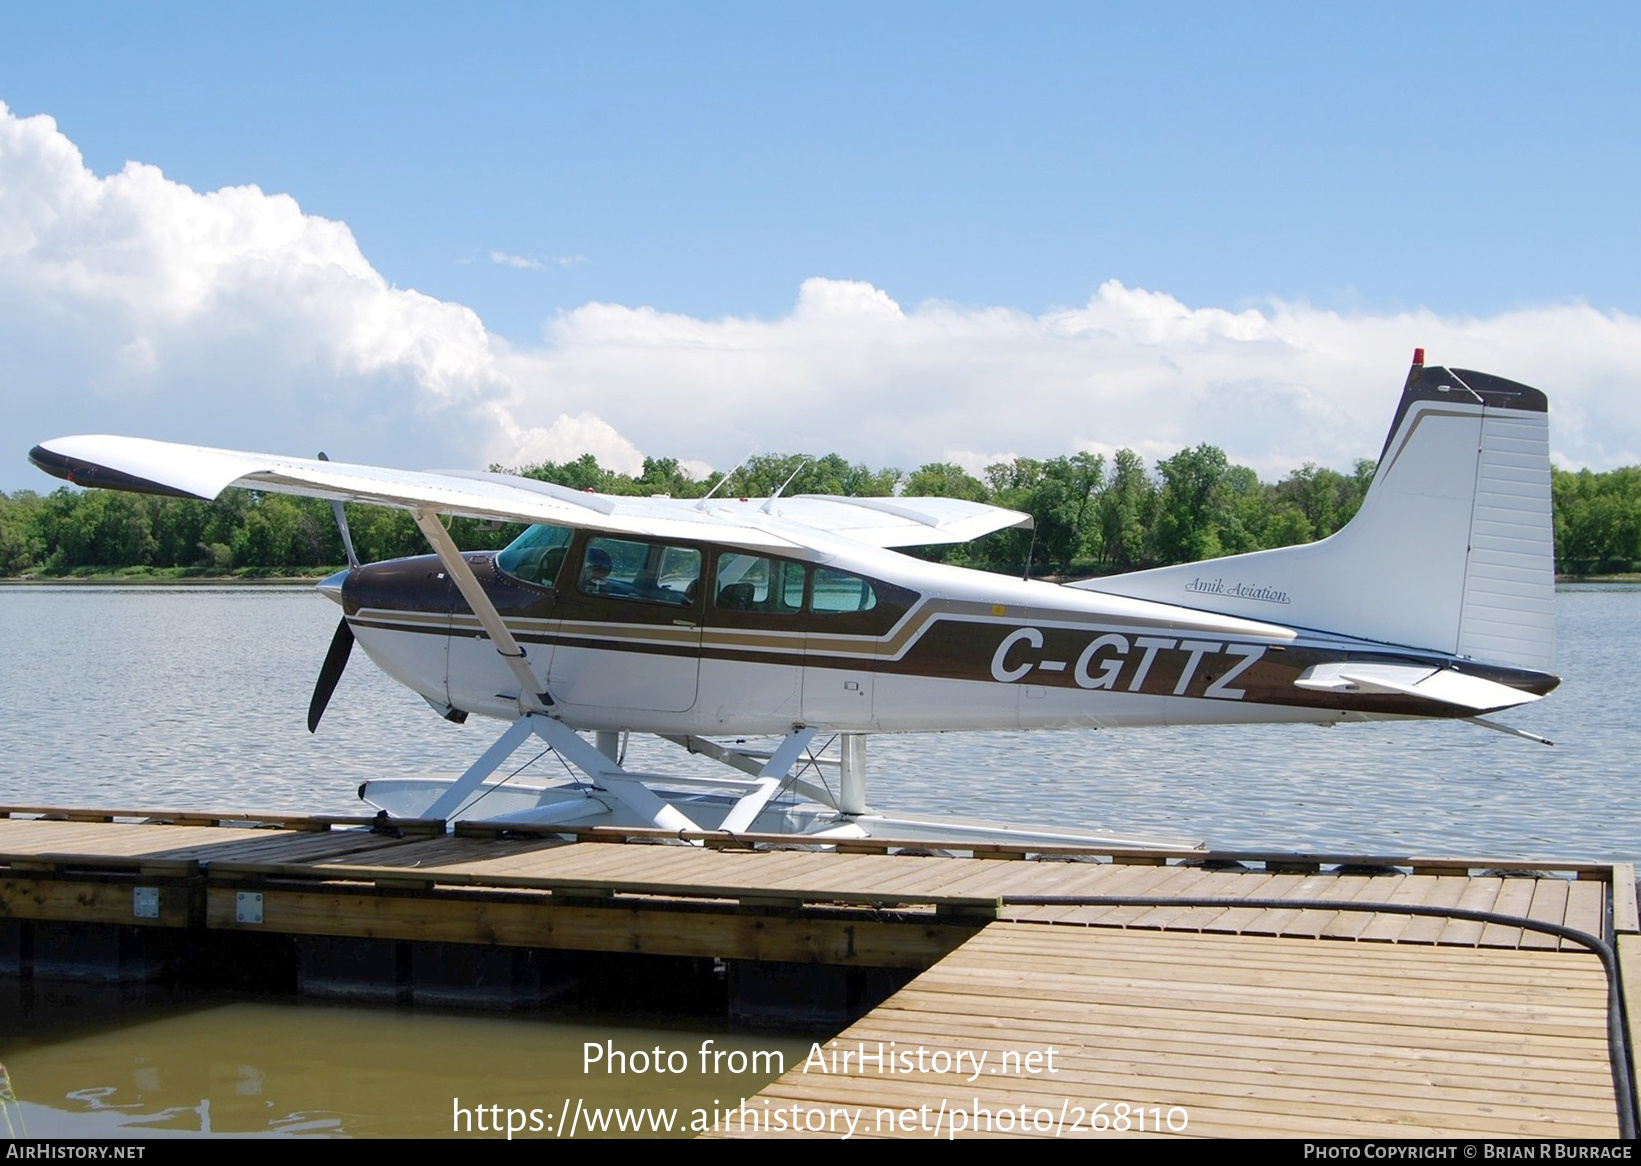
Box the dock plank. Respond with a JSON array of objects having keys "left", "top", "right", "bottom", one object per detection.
[
  {"left": 1395, "top": 876, "right": 1470, "bottom": 944},
  {"left": 1479, "top": 878, "right": 1539, "bottom": 949},
  {"left": 1353, "top": 874, "right": 1444, "bottom": 943},
  {"left": 1518, "top": 878, "right": 1572, "bottom": 951},
  {"left": 1611, "top": 864, "right": 1638, "bottom": 934},
  {"left": 1565, "top": 879, "right": 1608, "bottom": 950},
  {"left": 1434, "top": 878, "right": 1506, "bottom": 947},
  {"left": 0, "top": 817, "right": 410, "bottom": 868}
]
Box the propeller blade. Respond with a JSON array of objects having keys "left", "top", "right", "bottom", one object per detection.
[{"left": 308, "top": 616, "right": 355, "bottom": 733}]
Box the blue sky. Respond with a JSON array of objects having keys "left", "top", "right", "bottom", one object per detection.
[{"left": 3, "top": 3, "right": 1639, "bottom": 489}]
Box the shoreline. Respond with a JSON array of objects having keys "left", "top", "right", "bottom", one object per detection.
[{"left": 0, "top": 571, "right": 334, "bottom": 586}]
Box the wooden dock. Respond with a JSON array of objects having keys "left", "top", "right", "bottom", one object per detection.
[
  {"left": 735, "top": 925, "right": 1622, "bottom": 1138},
  {"left": 0, "top": 805, "right": 1635, "bottom": 1138}
]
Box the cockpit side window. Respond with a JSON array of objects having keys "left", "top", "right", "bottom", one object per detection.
[
  {"left": 495, "top": 523, "right": 574, "bottom": 587},
  {"left": 580, "top": 536, "right": 702, "bottom": 607}
]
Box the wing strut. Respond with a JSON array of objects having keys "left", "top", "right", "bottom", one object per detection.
[{"left": 411, "top": 508, "right": 553, "bottom": 714}]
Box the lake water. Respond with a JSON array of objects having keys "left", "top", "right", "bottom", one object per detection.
[
  {"left": 1, "top": 582, "right": 1636, "bottom": 1136},
  {"left": 2, "top": 582, "right": 1635, "bottom": 861}
]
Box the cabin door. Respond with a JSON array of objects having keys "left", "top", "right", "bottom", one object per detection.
[{"left": 549, "top": 535, "right": 704, "bottom": 714}]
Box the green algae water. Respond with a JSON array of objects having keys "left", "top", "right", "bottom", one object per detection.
[{"left": 1, "top": 985, "right": 815, "bottom": 1138}]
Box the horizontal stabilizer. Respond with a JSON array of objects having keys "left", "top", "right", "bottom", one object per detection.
[{"left": 1294, "top": 662, "right": 1541, "bottom": 713}]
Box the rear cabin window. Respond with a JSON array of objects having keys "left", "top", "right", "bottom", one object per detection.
[
  {"left": 495, "top": 523, "right": 574, "bottom": 587},
  {"left": 809, "top": 567, "right": 878, "bottom": 614},
  {"left": 580, "top": 536, "right": 702, "bottom": 606},
  {"left": 714, "top": 553, "right": 807, "bottom": 614}
]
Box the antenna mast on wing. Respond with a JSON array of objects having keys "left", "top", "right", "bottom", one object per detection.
[
  {"left": 693, "top": 447, "right": 758, "bottom": 510},
  {"left": 760, "top": 455, "right": 812, "bottom": 513}
]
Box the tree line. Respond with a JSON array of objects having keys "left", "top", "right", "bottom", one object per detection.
[{"left": 1, "top": 450, "right": 1635, "bottom": 578}]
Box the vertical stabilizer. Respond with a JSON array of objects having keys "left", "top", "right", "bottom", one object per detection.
[{"left": 1074, "top": 358, "right": 1556, "bottom": 671}]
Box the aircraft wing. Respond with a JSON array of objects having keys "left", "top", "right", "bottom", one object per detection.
[{"left": 28, "top": 435, "right": 1033, "bottom": 552}]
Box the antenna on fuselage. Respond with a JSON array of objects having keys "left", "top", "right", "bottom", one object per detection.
[
  {"left": 1021, "top": 523, "right": 1039, "bottom": 582},
  {"left": 694, "top": 447, "right": 759, "bottom": 510}
]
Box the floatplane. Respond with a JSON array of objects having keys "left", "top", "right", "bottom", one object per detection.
[{"left": 28, "top": 352, "right": 1558, "bottom": 846}]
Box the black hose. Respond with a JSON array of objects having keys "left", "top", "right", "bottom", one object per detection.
[{"left": 998, "top": 894, "right": 1637, "bottom": 1139}]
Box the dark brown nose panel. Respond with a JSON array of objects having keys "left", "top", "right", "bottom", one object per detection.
[
  {"left": 340, "top": 554, "right": 455, "bottom": 617},
  {"left": 340, "top": 552, "right": 552, "bottom": 618}
]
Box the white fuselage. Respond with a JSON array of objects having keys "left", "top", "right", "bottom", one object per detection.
[{"left": 340, "top": 540, "right": 1495, "bottom": 738}]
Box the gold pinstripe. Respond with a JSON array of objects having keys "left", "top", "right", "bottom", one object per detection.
[{"left": 350, "top": 595, "right": 1290, "bottom": 667}]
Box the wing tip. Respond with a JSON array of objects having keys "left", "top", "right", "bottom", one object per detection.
[{"left": 28, "top": 441, "right": 212, "bottom": 500}]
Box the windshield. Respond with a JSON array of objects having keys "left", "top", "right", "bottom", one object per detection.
[{"left": 495, "top": 523, "right": 574, "bottom": 586}]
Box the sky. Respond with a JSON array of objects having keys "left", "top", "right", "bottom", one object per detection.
[{"left": 3, "top": 2, "right": 1639, "bottom": 492}]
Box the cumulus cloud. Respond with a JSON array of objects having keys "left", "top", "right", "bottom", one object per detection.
[
  {"left": 0, "top": 103, "right": 510, "bottom": 480},
  {"left": 489, "top": 409, "right": 645, "bottom": 475},
  {"left": 497, "top": 279, "right": 1641, "bottom": 479},
  {"left": 4, "top": 100, "right": 1640, "bottom": 501}
]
